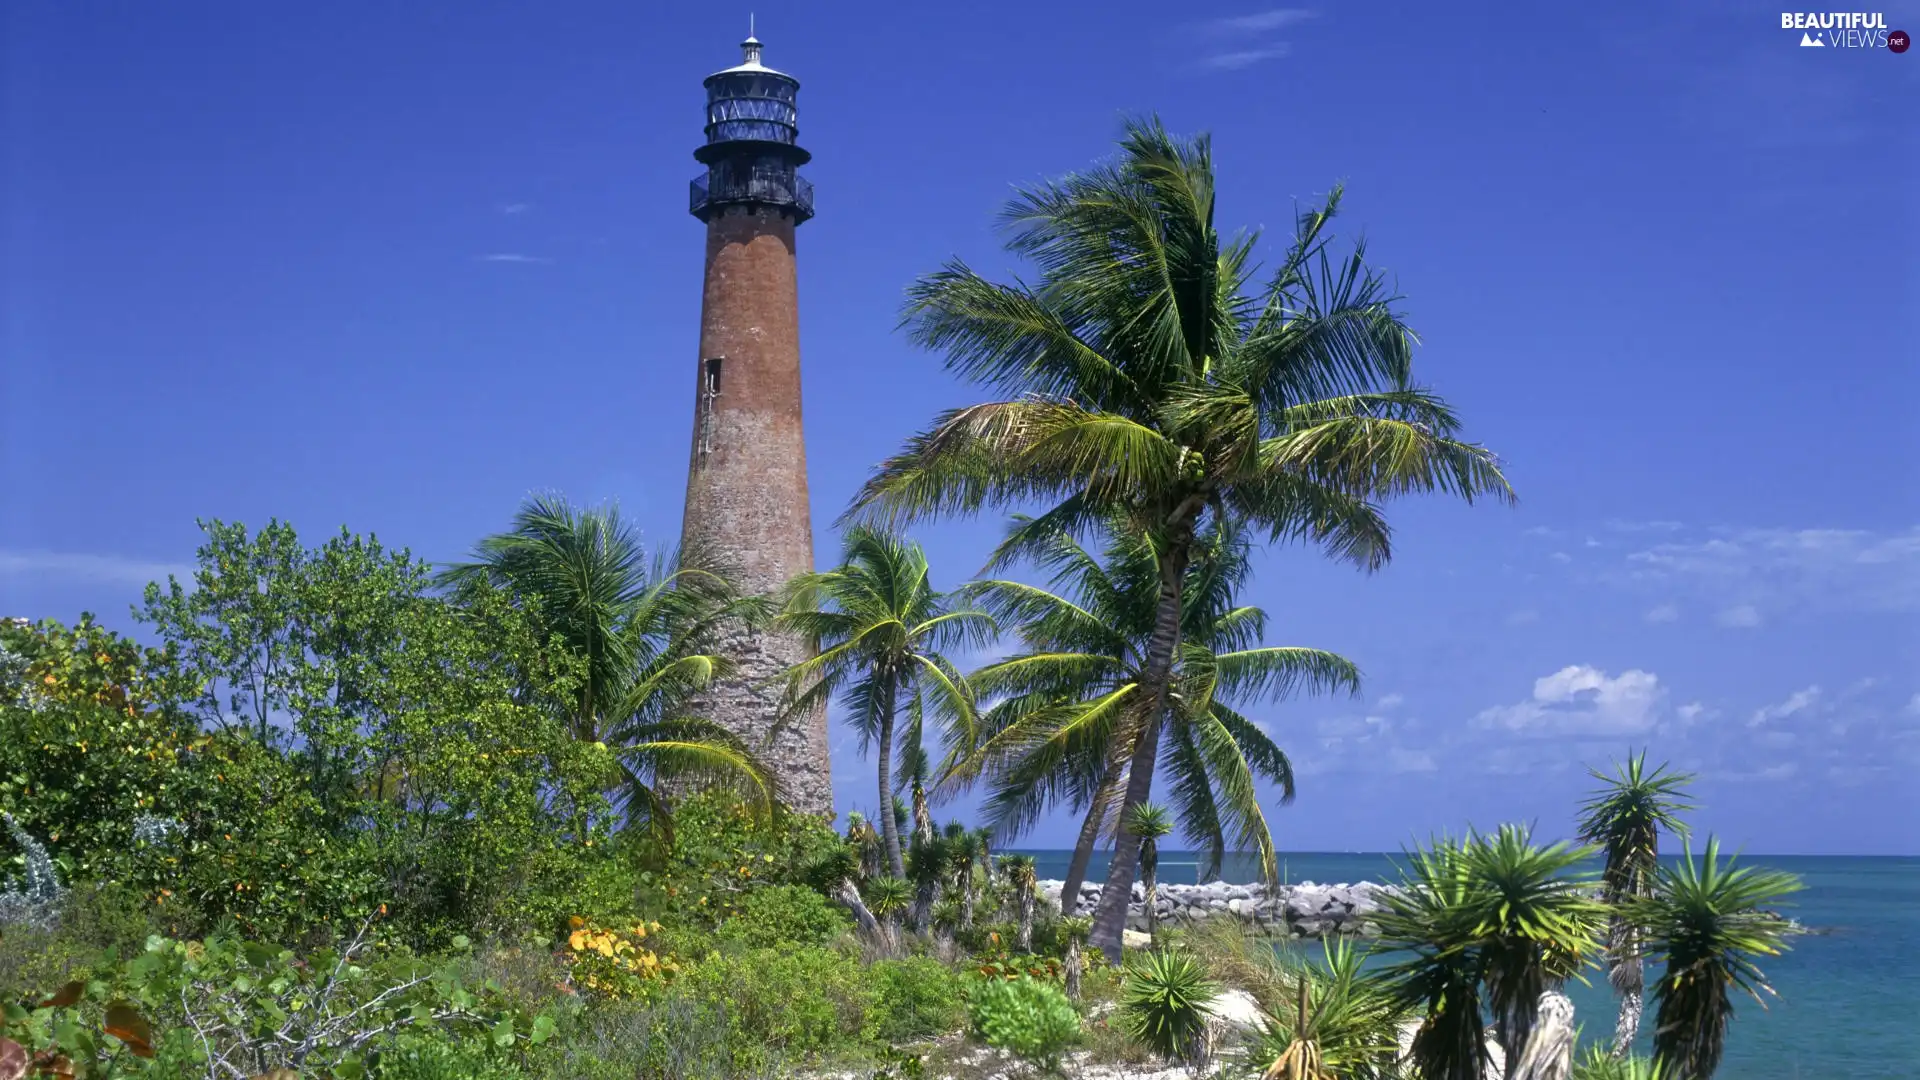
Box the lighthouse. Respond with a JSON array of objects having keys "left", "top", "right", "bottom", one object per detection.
[{"left": 678, "top": 31, "right": 833, "bottom": 816}]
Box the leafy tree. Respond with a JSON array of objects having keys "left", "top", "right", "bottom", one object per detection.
[
  {"left": 1626, "top": 839, "right": 1802, "bottom": 1080},
  {"left": 1576, "top": 752, "right": 1696, "bottom": 1056},
  {"left": 852, "top": 118, "right": 1509, "bottom": 957},
  {"left": 775, "top": 525, "right": 993, "bottom": 878},
  {"left": 950, "top": 515, "right": 1357, "bottom": 914},
  {"left": 438, "top": 495, "right": 777, "bottom": 828}
]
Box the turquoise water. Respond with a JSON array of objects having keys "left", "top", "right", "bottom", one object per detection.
[{"left": 1019, "top": 851, "right": 1920, "bottom": 1079}]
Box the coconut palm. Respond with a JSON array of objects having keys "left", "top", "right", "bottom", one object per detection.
[
  {"left": 1376, "top": 827, "right": 1608, "bottom": 1080},
  {"left": 1626, "top": 838, "right": 1802, "bottom": 1080},
  {"left": 896, "top": 707, "right": 938, "bottom": 845},
  {"left": 1127, "top": 802, "right": 1176, "bottom": 947},
  {"left": 949, "top": 514, "right": 1359, "bottom": 918},
  {"left": 850, "top": 118, "right": 1511, "bottom": 959},
  {"left": 1576, "top": 752, "right": 1696, "bottom": 1057},
  {"left": 1001, "top": 853, "right": 1040, "bottom": 951},
  {"left": 437, "top": 494, "right": 777, "bottom": 826},
  {"left": 776, "top": 525, "right": 993, "bottom": 878}
]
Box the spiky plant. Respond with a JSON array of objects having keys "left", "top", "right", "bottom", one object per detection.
[
  {"left": 1122, "top": 950, "right": 1218, "bottom": 1064},
  {"left": 1001, "top": 853, "right": 1040, "bottom": 951},
  {"left": 943, "top": 822, "right": 983, "bottom": 931},
  {"left": 1572, "top": 1044, "right": 1672, "bottom": 1080},
  {"left": 1576, "top": 752, "right": 1695, "bottom": 1056},
  {"left": 907, "top": 833, "right": 949, "bottom": 934},
  {"left": 1125, "top": 802, "right": 1177, "bottom": 949},
  {"left": 850, "top": 117, "right": 1512, "bottom": 961},
  {"left": 1060, "top": 915, "right": 1093, "bottom": 1001},
  {"left": 1627, "top": 838, "right": 1802, "bottom": 1080},
  {"left": 865, "top": 874, "right": 914, "bottom": 936},
  {"left": 1250, "top": 940, "right": 1404, "bottom": 1080}
]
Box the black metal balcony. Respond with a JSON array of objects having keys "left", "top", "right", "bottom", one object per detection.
[{"left": 690, "top": 168, "right": 815, "bottom": 223}]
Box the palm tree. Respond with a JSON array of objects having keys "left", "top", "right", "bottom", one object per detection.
[
  {"left": 437, "top": 494, "right": 776, "bottom": 827},
  {"left": 1376, "top": 827, "right": 1608, "bottom": 1080},
  {"left": 1127, "top": 802, "right": 1175, "bottom": 948},
  {"left": 1061, "top": 915, "right": 1093, "bottom": 1001},
  {"left": 849, "top": 119, "right": 1511, "bottom": 960},
  {"left": 776, "top": 525, "right": 992, "bottom": 878},
  {"left": 1626, "top": 838, "right": 1802, "bottom": 1080},
  {"left": 1001, "top": 853, "right": 1040, "bottom": 951},
  {"left": 1576, "top": 752, "right": 1695, "bottom": 1058},
  {"left": 949, "top": 515, "right": 1358, "bottom": 918}
]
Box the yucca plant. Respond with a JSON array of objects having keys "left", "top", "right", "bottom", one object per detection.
[
  {"left": 907, "top": 833, "right": 950, "bottom": 934},
  {"left": 1060, "top": 915, "right": 1093, "bottom": 1001},
  {"left": 1576, "top": 752, "right": 1695, "bottom": 1056},
  {"left": 944, "top": 822, "right": 984, "bottom": 931},
  {"left": 1249, "top": 940, "right": 1404, "bottom": 1080},
  {"left": 1626, "top": 838, "right": 1802, "bottom": 1080},
  {"left": 865, "top": 875, "right": 914, "bottom": 940},
  {"left": 1121, "top": 950, "right": 1218, "bottom": 1064},
  {"left": 1126, "top": 802, "right": 1176, "bottom": 949},
  {"left": 1001, "top": 854, "right": 1040, "bottom": 952}
]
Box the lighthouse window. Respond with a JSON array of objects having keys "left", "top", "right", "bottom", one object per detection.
[{"left": 704, "top": 357, "right": 724, "bottom": 395}]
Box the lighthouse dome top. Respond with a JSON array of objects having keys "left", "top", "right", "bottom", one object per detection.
[{"left": 710, "top": 33, "right": 792, "bottom": 80}]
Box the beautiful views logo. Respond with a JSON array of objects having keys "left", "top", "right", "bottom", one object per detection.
[{"left": 1781, "top": 11, "right": 1909, "bottom": 49}]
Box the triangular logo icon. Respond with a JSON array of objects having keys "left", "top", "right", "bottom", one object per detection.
[{"left": 1800, "top": 31, "right": 1825, "bottom": 45}]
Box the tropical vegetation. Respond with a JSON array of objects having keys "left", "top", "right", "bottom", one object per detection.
[{"left": 0, "top": 119, "right": 1807, "bottom": 1080}]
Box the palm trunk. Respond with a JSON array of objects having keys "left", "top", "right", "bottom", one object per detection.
[
  {"left": 912, "top": 783, "right": 934, "bottom": 844},
  {"left": 876, "top": 673, "right": 907, "bottom": 879},
  {"left": 1064, "top": 935, "right": 1084, "bottom": 1001},
  {"left": 912, "top": 878, "right": 936, "bottom": 933},
  {"left": 1059, "top": 774, "right": 1117, "bottom": 916},
  {"left": 1016, "top": 885, "right": 1035, "bottom": 952},
  {"left": 958, "top": 867, "right": 976, "bottom": 930},
  {"left": 1611, "top": 990, "right": 1643, "bottom": 1060},
  {"left": 1089, "top": 537, "right": 1191, "bottom": 963}
]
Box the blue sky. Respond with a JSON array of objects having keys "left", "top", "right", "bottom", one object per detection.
[{"left": 3, "top": 2, "right": 1915, "bottom": 854}]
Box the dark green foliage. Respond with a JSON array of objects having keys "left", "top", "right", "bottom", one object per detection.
[
  {"left": 714, "top": 884, "right": 851, "bottom": 949},
  {"left": 966, "top": 974, "right": 1081, "bottom": 1073},
  {"left": 868, "top": 957, "right": 968, "bottom": 1042},
  {"left": 1119, "top": 950, "right": 1216, "bottom": 1063},
  {"left": 679, "top": 945, "right": 876, "bottom": 1066}
]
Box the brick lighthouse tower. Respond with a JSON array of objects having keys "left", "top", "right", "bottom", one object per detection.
[{"left": 678, "top": 30, "right": 833, "bottom": 816}]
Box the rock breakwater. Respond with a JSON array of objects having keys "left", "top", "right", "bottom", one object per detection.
[{"left": 1039, "top": 879, "right": 1397, "bottom": 938}]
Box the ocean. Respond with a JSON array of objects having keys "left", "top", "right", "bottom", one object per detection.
[{"left": 1017, "top": 851, "right": 1920, "bottom": 1079}]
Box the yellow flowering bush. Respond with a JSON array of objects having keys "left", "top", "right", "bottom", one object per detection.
[{"left": 561, "top": 916, "right": 678, "bottom": 999}]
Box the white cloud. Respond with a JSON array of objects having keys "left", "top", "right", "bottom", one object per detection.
[
  {"left": 1751, "top": 686, "right": 1821, "bottom": 727},
  {"left": 497, "top": 202, "right": 530, "bottom": 214},
  {"left": 1202, "top": 9, "right": 1316, "bottom": 34},
  {"left": 0, "top": 550, "right": 192, "bottom": 586},
  {"left": 1619, "top": 525, "right": 1920, "bottom": 619},
  {"left": 1549, "top": 551, "right": 1573, "bottom": 564},
  {"left": 1201, "top": 46, "right": 1292, "bottom": 69},
  {"left": 1388, "top": 748, "right": 1437, "bottom": 773},
  {"left": 1644, "top": 603, "right": 1680, "bottom": 624},
  {"left": 1376, "top": 693, "right": 1405, "bottom": 711},
  {"left": 1474, "top": 665, "right": 1665, "bottom": 738},
  {"left": 475, "top": 253, "right": 553, "bottom": 264},
  {"left": 1907, "top": 693, "right": 1920, "bottom": 716},
  {"left": 1716, "top": 604, "right": 1763, "bottom": 628},
  {"left": 1676, "top": 702, "right": 1707, "bottom": 723}
]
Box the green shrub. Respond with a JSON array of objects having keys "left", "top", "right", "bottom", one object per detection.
[
  {"left": 715, "top": 883, "right": 850, "bottom": 949},
  {"left": 680, "top": 944, "right": 874, "bottom": 1064},
  {"left": 1119, "top": 950, "right": 1216, "bottom": 1063},
  {"left": 868, "top": 957, "right": 967, "bottom": 1042},
  {"left": 649, "top": 792, "right": 847, "bottom": 929},
  {"left": 966, "top": 974, "right": 1080, "bottom": 1073}
]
